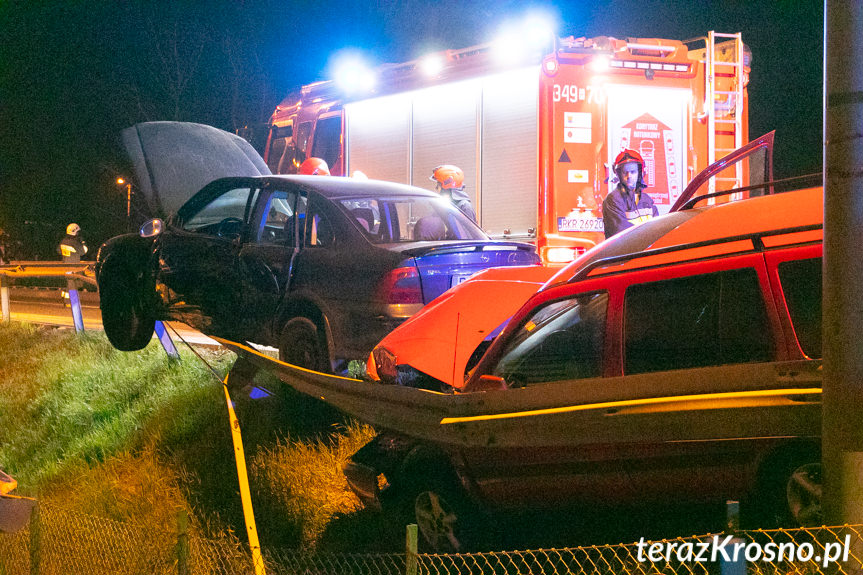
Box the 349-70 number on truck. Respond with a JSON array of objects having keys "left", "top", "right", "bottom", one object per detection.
[{"left": 551, "top": 83, "right": 604, "bottom": 104}]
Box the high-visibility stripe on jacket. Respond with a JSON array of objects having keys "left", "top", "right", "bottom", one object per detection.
[{"left": 601, "top": 184, "right": 659, "bottom": 239}]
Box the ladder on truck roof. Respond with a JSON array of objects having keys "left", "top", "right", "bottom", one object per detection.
[{"left": 706, "top": 31, "right": 746, "bottom": 202}]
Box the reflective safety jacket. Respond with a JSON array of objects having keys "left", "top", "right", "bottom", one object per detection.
[
  {"left": 602, "top": 185, "right": 658, "bottom": 239},
  {"left": 446, "top": 189, "right": 477, "bottom": 223},
  {"left": 58, "top": 234, "right": 88, "bottom": 263}
]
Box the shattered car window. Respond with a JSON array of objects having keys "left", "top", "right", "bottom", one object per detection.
[
  {"left": 182, "top": 187, "right": 253, "bottom": 233},
  {"left": 341, "top": 199, "right": 381, "bottom": 235},
  {"left": 338, "top": 196, "right": 486, "bottom": 243},
  {"left": 492, "top": 292, "right": 608, "bottom": 387},
  {"left": 256, "top": 190, "right": 303, "bottom": 245}
]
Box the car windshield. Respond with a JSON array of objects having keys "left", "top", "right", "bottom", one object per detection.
[
  {"left": 492, "top": 292, "right": 609, "bottom": 387},
  {"left": 338, "top": 196, "right": 487, "bottom": 244}
]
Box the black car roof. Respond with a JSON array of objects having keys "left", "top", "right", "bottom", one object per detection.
[{"left": 259, "top": 175, "right": 440, "bottom": 199}]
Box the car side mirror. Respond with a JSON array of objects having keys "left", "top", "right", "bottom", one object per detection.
[
  {"left": 139, "top": 218, "right": 163, "bottom": 238},
  {"left": 473, "top": 374, "right": 507, "bottom": 391}
]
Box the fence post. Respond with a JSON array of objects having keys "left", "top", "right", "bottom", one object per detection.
[
  {"left": 67, "top": 289, "right": 84, "bottom": 333},
  {"left": 154, "top": 321, "right": 180, "bottom": 361},
  {"left": 0, "top": 275, "right": 9, "bottom": 324},
  {"left": 406, "top": 524, "right": 418, "bottom": 575},
  {"left": 176, "top": 507, "right": 189, "bottom": 575},
  {"left": 28, "top": 501, "right": 40, "bottom": 575},
  {"left": 721, "top": 500, "right": 746, "bottom": 575}
]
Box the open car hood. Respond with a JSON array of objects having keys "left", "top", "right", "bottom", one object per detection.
[
  {"left": 122, "top": 121, "right": 270, "bottom": 218},
  {"left": 369, "top": 264, "right": 558, "bottom": 387}
]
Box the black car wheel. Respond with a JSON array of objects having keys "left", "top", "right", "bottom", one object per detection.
[
  {"left": 398, "top": 465, "right": 479, "bottom": 553},
  {"left": 784, "top": 462, "right": 822, "bottom": 526},
  {"left": 414, "top": 487, "right": 469, "bottom": 553},
  {"left": 754, "top": 450, "right": 822, "bottom": 528},
  {"left": 279, "top": 317, "right": 329, "bottom": 372},
  {"left": 99, "top": 256, "right": 156, "bottom": 351}
]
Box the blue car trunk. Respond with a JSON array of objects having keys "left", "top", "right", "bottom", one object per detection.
[{"left": 406, "top": 242, "right": 540, "bottom": 304}]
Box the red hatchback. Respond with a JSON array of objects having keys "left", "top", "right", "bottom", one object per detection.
[{"left": 344, "top": 135, "right": 826, "bottom": 551}]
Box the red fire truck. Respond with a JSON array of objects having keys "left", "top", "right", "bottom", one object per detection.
[{"left": 264, "top": 31, "right": 749, "bottom": 264}]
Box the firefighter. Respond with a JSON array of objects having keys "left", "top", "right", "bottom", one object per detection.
[
  {"left": 602, "top": 149, "right": 658, "bottom": 239},
  {"left": 299, "top": 157, "right": 330, "bottom": 176},
  {"left": 58, "top": 223, "right": 88, "bottom": 263},
  {"left": 58, "top": 223, "right": 88, "bottom": 306},
  {"left": 429, "top": 165, "right": 477, "bottom": 223}
]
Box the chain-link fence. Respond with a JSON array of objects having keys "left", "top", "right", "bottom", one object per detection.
[{"left": 1, "top": 499, "right": 862, "bottom": 575}]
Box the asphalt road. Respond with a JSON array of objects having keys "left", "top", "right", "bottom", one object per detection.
[{"left": 5, "top": 288, "right": 219, "bottom": 346}]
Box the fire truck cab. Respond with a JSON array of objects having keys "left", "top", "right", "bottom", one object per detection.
[{"left": 265, "top": 31, "right": 750, "bottom": 264}]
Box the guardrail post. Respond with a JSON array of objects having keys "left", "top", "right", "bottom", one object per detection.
[
  {"left": 28, "top": 501, "right": 40, "bottom": 575},
  {"left": 176, "top": 507, "right": 189, "bottom": 575},
  {"left": 406, "top": 524, "right": 418, "bottom": 575},
  {"left": 154, "top": 321, "right": 180, "bottom": 361},
  {"left": 721, "top": 500, "right": 746, "bottom": 575},
  {"left": 0, "top": 275, "right": 9, "bottom": 324},
  {"left": 67, "top": 289, "right": 84, "bottom": 333}
]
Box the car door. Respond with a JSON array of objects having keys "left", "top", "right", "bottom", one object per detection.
[
  {"left": 235, "top": 184, "right": 307, "bottom": 343},
  {"left": 159, "top": 179, "right": 258, "bottom": 337},
  {"left": 453, "top": 285, "right": 636, "bottom": 509},
  {"left": 611, "top": 254, "right": 801, "bottom": 503},
  {"left": 762, "top": 242, "right": 822, "bottom": 361},
  {"left": 670, "top": 131, "right": 774, "bottom": 211},
  {"left": 283, "top": 193, "right": 351, "bottom": 350}
]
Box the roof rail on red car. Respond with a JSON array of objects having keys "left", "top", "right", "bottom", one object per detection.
[
  {"left": 567, "top": 223, "right": 822, "bottom": 283},
  {"left": 678, "top": 173, "right": 823, "bottom": 211}
]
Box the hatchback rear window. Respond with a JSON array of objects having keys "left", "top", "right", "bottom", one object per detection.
[
  {"left": 777, "top": 257, "right": 822, "bottom": 359},
  {"left": 624, "top": 268, "right": 772, "bottom": 374},
  {"left": 338, "top": 196, "right": 486, "bottom": 243}
]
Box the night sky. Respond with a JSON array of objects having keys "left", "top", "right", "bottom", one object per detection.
[{"left": 0, "top": 0, "right": 822, "bottom": 258}]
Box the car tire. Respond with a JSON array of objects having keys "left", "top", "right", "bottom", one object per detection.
[
  {"left": 755, "top": 450, "right": 822, "bottom": 528},
  {"left": 783, "top": 461, "right": 823, "bottom": 526},
  {"left": 98, "top": 256, "right": 156, "bottom": 351},
  {"left": 398, "top": 465, "right": 480, "bottom": 553},
  {"left": 278, "top": 317, "right": 330, "bottom": 373}
]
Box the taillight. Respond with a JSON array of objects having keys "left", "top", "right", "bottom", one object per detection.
[
  {"left": 372, "top": 347, "right": 398, "bottom": 384},
  {"left": 378, "top": 265, "right": 424, "bottom": 318},
  {"left": 379, "top": 265, "right": 422, "bottom": 305},
  {"left": 542, "top": 246, "right": 588, "bottom": 264}
]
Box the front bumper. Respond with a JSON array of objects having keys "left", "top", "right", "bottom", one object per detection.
[
  {"left": 342, "top": 432, "right": 419, "bottom": 511},
  {"left": 342, "top": 460, "right": 382, "bottom": 511}
]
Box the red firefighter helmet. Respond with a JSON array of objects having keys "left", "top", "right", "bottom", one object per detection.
[
  {"left": 429, "top": 165, "right": 465, "bottom": 191},
  {"left": 613, "top": 148, "right": 646, "bottom": 190},
  {"left": 613, "top": 149, "right": 644, "bottom": 173},
  {"left": 299, "top": 157, "right": 330, "bottom": 176}
]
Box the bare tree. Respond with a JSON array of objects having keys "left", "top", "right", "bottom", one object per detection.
[
  {"left": 223, "top": 32, "right": 274, "bottom": 132},
  {"left": 117, "top": 3, "right": 210, "bottom": 122}
]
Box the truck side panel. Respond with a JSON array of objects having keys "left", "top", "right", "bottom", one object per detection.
[{"left": 344, "top": 66, "right": 539, "bottom": 239}]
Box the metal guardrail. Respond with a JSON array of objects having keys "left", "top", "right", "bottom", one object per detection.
[
  {"left": 0, "top": 260, "right": 178, "bottom": 360},
  {"left": 0, "top": 261, "right": 97, "bottom": 284},
  {"left": 0, "top": 261, "right": 95, "bottom": 330}
]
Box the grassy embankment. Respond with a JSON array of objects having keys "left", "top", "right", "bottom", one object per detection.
[{"left": 0, "top": 323, "right": 377, "bottom": 549}]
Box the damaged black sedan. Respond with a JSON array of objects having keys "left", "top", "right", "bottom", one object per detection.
[{"left": 96, "top": 122, "right": 539, "bottom": 372}]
